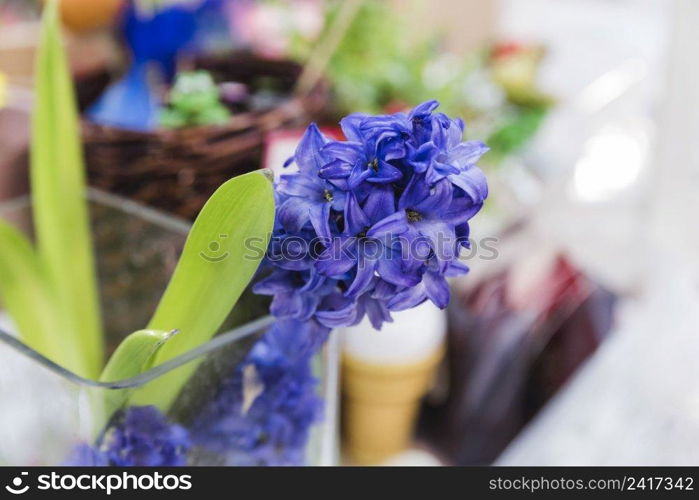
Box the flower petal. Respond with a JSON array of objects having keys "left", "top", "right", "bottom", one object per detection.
[
  {"left": 315, "top": 239, "right": 357, "bottom": 276},
  {"left": 377, "top": 255, "right": 420, "bottom": 287},
  {"left": 367, "top": 160, "right": 403, "bottom": 184},
  {"left": 278, "top": 197, "right": 311, "bottom": 232},
  {"left": 424, "top": 271, "right": 450, "bottom": 309},
  {"left": 449, "top": 166, "right": 489, "bottom": 203},
  {"left": 445, "top": 258, "right": 470, "bottom": 278},
  {"left": 321, "top": 141, "right": 365, "bottom": 163},
  {"left": 444, "top": 197, "right": 483, "bottom": 226},
  {"left": 407, "top": 142, "right": 438, "bottom": 173},
  {"left": 409, "top": 100, "right": 440, "bottom": 120},
  {"left": 339, "top": 113, "right": 367, "bottom": 142},
  {"left": 294, "top": 123, "right": 329, "bottom": 174},
  {"left": 252, "top": 270, "right": 309, "bottom": 295},
  {"left": 367, "top": 210, "right": 408, "bottom": 239},
  {"left": 319, "top": 159, "right": 353, "bottom": 179},
  {"left": 387, "top": 284, "right": 428, "bottom": 311},
  {"left": 363, "top": 295, "right": 393, "bottom": 329},
  {"left": 309, "top": 201, "right": 332, "bottom": 241},
  {"left": 277, "top": 173, "right": 323, "bottom": 198},
  {"left": 414, "top": 179, "right": 453, "bottom": 215},
  {"left": 371, "top": 279, "right": 396, "bottom": 300},
  {"left": 415, "top": 220, "right": 456, "bottom": 271},
  {"left": 363, "top": 185, "right": 395, "bottom": 223},
  {"left": 315, "top": 301, "right": 359, "bottom": 328},
  {"left": 398, "top": 174, "right": 430, "bottom": 210},
  {"left": 450, "top": 141, "right": 489, "bottom": 168},
  {"left": 344, "top": 193, "right": 370, "bottom": 236},
  {"left": 345, "top": 253, "right": 377, "bottom": 298}
]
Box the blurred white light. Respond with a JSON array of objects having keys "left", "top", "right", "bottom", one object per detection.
[
  {"left": 577, "top": 58, "right": 648, "bottom": 114},
  {"left": 571, "top": 129, "right": 646, "bottom": 203}
]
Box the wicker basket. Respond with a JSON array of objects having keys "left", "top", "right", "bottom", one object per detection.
[{"left": 79, "top": 53, "right": 329, "bottom": 220}]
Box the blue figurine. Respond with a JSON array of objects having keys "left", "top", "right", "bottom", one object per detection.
[{"left": 87, "top": 0, "right": 199, "bottom": 131}]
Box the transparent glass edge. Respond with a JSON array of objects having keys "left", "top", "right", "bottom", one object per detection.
[{"left": 0, "top": 315, "right": 275, "bottom": 389}]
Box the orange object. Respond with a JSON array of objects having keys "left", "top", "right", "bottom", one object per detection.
[{"left": 43, "top": 0, "right": 124, "bottom": 32}]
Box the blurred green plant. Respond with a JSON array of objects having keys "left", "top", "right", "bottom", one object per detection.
[
  {"left": 291, "top": 0, "right": 553, "bottom": 162},
  {"left": 0, "top": 1, "right": 275, "bottom": 424},
  {"left": 160, "top": 70, "right": 231, "bottom": 128},
  {"left": 0, "top": 0, "right": 103, "bottom": 377}
]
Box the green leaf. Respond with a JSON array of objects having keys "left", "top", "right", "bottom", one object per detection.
[
  {"left": 30, "top": 0, "right": 103, "bottom": 377},
  {"left": 100, "top": 330, "right": 177, "bottom": 383},
  {"left": 0, "top": 220, "right": 76, "bottom": 367},
  {"left": 130, "top": 170, "right": 275, "bottom": 410},
  {"left": 98, "top": 329, "right": 176, "bottom": 426}
]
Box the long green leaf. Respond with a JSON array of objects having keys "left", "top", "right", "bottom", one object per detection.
[
  {"left": 0, "top": 220, "right": 75, "bottom": 367},
  {"left": 130, "top": 170, "right": 275, "bottom": 410},
  {"left": 98, "top": 329, "right": 176, "bottom": 428},
  {"left": 31, "top": 0, "right": 103, "bottom": 377}
]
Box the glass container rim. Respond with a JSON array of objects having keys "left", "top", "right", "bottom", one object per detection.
[{"left": 0, "top": 316, "right": 273, "bottom": 389}]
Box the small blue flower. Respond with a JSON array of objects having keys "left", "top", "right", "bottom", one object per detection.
[
  {"left": 64, "top": 406, "right": 191, "bottom": 466},
  {"left": 190, "top": 319, "right": 327, "bottom": 466},
  {"left": 316, "top": 190, "right": 412, "bottom": 298},
  {"left": 63, "top": 444, "right": 109, "bottom": 466},
  {"left": 277, "top": 125, "right": 347, "bottom": 241},
  {"left": 100, "top": 406, "right": 191, "bottom": 467},
  {"left": 428, "top": 117, "right": 489, "bottom": 199},
  {"left": 253, "top": 268, "right": 330, "bottom": 320}
]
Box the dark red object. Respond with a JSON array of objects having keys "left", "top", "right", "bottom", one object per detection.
[{"left": 419, "top": 256, "right": 616, "bottom": 465}]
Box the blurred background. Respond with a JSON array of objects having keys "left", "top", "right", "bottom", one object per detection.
[{"left": 1, "top": 0, "right": 697, "bottom": 465}]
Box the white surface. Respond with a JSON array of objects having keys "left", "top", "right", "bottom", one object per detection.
[
  {"left": 490, "top": 0, "right": 675, "bottom": 295},
  {"left": 0, "top": 341, "right": 89, "bottom": 465},
  {"left": 648, "top": 0, "right": 699, "bottom": 282},
  {"left": 341, "top": 301, "right": 446, "bottom": 364},
  {"left": 499, "top": 259, "right": 699, "bottom": 465},
  {"left": 0, "top": 312, "right": 17, "bottom": 336},
  {"left": 495, "top": 0, "right": 699, "bottom": 465}
]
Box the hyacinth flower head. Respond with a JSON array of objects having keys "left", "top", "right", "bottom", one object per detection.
[{"left": 254, "top": 100, "right": 488, "bottom": 329}]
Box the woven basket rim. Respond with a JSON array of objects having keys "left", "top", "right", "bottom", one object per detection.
[{"left": 82, "top": 97, "right": 308, "bottom": 139}]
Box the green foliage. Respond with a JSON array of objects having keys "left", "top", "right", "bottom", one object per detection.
[
  {"left": 98, "top": 329, "right": 175, "bottom": 427},
  {"left": 290, "top": 0, "right": 553, "bottom": 162},
  {"left": 160, "top": 70, "right": 231, "bottom": 129},
  {"left": 0, "top": 220, "right": 73, "bottom": 367},
  {"left": 131, "top": 170, "right": 275, "bottom": 410},
  {"left": 0, "top": 3, "right": 277, "bottom": 422},
  {"left": 486, "top": 106, "right": 548, "bottom": 161},
  {"left": 29, "top": 0, "right": 103, "bottom": 377}
]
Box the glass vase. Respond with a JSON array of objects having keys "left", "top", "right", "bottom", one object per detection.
[{"left": 0, "top": 189, "right": 339, "bottom": 466}]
